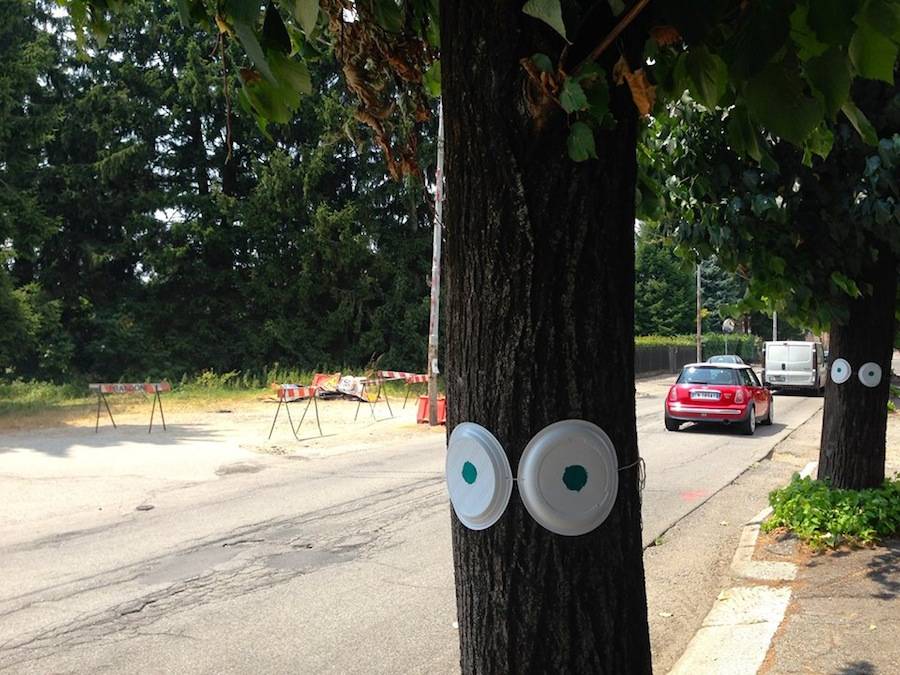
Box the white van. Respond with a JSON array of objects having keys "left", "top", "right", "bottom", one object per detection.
[{"left": 763, "top": 341, "right": 826, "bottom": 393}]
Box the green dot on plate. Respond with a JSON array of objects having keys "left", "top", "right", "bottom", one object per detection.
[
  {"left": 462, "top": 461, "right": 477, "bottom": 485},
  {"left": 563, "top": 465, "right": 588, "bottom": 492}
]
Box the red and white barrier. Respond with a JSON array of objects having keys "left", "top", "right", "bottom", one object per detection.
[
  {"left": 277, "top": 384, "right": 317, "bottom": 401},
  {"left": 88, "top": 382, "right": 171, "bottom": 433},
  {"left": 371, "top": 371, "right": 430, "bottom": 410},
  {"left": 90, "top": 382, "right": 171, "bottom": 394},
  {"left": 268, "top": 384, "right": 323, "bottom": 440}
]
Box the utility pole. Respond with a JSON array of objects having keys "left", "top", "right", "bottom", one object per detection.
[
  {"left": 427, "top": 104, "right": 444, "bottom": 426},
  {"left": 695, "top": 262, "right": 702, "bottom": 362},
  {"left": 772, "top": 310, "right": 778, "bottom": 341}
]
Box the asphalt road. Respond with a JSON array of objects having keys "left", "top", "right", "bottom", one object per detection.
[{"left": 0, "top": 376, "right": 823, "bottom": 673}]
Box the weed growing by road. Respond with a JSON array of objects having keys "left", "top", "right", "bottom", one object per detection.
[{"left": 764, "top": 474, "right": 900, "bottom": 550}]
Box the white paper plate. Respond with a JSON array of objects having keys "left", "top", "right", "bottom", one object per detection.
[
  {"left": 858, "top": 362, "right": 882, "bottom": 388},
  {"left": 831, "top": 358, "right": 851, "bottom": 384},
  {"left": 446, "top": 423, "right": 513, "bottom": 530},
  {"left": 517, "top": 420, "right": 619, "bottom": 536}
]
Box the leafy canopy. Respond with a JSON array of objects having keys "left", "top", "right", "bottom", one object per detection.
[{"left": 64, "top": 1, "right": 900, "bottom": 166}]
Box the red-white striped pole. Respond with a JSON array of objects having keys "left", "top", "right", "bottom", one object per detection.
[{"left": 427, "top": 103, "right": 445, "bottom": 426}]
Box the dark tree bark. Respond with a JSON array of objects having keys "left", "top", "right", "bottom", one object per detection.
[
  {"left": 817, "top": 74, "right": 899, "bottom": 491},
  {"left": 442, "top": 2, "right": 651, "bottom": 672},
  {"left": 819, "top": 248, "right": 897, "bottom": 489}
]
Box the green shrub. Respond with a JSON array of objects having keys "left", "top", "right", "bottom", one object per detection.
[
  {"left": 634, "top": 333, "right": 762, "bottom": 361},
  {"left": 763, "top": 474, "right": 900, "bottom": 549},
  {"left": 0, "top": 379, "right": 88, "bottom": 415}
]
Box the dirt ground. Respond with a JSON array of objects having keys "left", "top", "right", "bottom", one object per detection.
[{"left": 0, "top": 387, "right": 442, "bottom": 450}]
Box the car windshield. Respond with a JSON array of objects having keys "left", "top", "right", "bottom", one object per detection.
[
  {"left": 708, "top": 355, "right": 739, "bottom": 363},
  {"left": 677, "top": 366, "right": 739, "bottom": 385}
]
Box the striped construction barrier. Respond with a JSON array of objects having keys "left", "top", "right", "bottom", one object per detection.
[
  {"left": 402, "top": 373, "right": 429, "bottom": 408},
  {"left": 89, "top": 382, "right": 171, "bottom": 433},
  {"left": 374, "top": 371, "right": 431, "bottom": 409},
  {"left": 353, "top": 377, "right": 394, "bottom": 422},
  {"left": 277, "top": 384, "right": 317, "bottom": 401},
  {"left": 268, "top": 384, "right": 323, "bottom": 440}
]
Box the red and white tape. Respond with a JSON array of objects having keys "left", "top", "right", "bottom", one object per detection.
[
  {"left": 377, "top": 370, "right": 418, "bottom": 381},
  {"left": 404, "top": 374, "right": 429, "bottom": 384}
]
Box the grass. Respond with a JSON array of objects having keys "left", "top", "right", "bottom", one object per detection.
[
  {"left": 763, "top": 473, "right": 900, "bottom": 550},
  {"left": 0, "top": 369, "right": 435, "bottom": 431}
]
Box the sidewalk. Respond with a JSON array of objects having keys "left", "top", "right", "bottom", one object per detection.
[{"left": 670, "top": 408, "right": 900, "bottom": 675}]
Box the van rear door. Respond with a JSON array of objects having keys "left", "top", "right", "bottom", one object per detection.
[{"left": 766, "top": 343, "right": 817, "bottom": 388}]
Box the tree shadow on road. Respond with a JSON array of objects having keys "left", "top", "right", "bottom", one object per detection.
[
  {"left": 867, "top": 538, "right": 900, "bottom": 601},
  {"left": 833, "top": 660, "right": 877, "bottom": 674},
  {"left": 0, "top": 424, "right": 222, "bottom": 459}
]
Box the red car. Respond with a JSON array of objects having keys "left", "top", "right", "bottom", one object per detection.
[{"left": 665, "top": 363, "right": 773, "bottom": 435}]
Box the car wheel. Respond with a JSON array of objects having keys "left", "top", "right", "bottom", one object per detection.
[
  {"left": 664, "top": 414, "right": 681, "bottom": 432},
  {"left": 740, "top": 405, "right": 756, "bottom": 435},
  {"left": 761, "top": 398, "right": 773, "bottom": 425}
]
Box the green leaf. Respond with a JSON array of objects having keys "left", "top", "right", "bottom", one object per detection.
[
  {"left": 584, "top": 74, "right": 610, "bottom": 122},
  {"left": 830, "top": 271, "right": 861, "bottom": 297},
  {"left": 726, "top": 106, "right": 765, "bottom": 163},
  {"left": 294, "top": 0, "right": 319, "bottom": 35},
  {"left": 174, "top": 0, "right": 192, "bottom": 27},
  {"left": 849, "top": 24, "right": 898, "bottom": 84},
  {"left": 233, "top": 19, "right": 277, "bottom": 84},
  {"left": 269, "top": 52, "right": 311, "bottom": 94},
  {"left": 789, "top": 4, "right": 828, "bottom": 60},
  {"left": 745, "top": 63, "right": 824, "bottom": 144},
  {"left": 223, "top": 0, "right": 261, "bottom": 25},
  {"left": 683, "top": 45, "right": 728, "bottom": 109},
  {"left": 89, "top": 13, "right": 110, "bottom": 48},
  {"left": 567, "top": 121, "right": 597, "bottom": 162},
  {"left": 423, "top": 60, "right": 441, "bottom": 98},
  {"left": 262, "top": 1, "right": 291, "bottom": 54},
  {"left": 607, "top": 0, "right": 626, "bottom": 16},
  {"left": 807, "top": 0, "right": 861, "bottom": 47},
  {"left": 858, "top": 0, "right": 900, "bottom": 41},
  {"left": 723, "top": 1, "right": 790, "bottom": 80},
  {"left": 372, "top": 0, "right": 403, "bottom": 33},
  {"left": 841, "top": 101, "right": 878, "bottom": 145},
  {"left": 241, "top": 77, "right": 292, "bottom": 123},
  {"left": 531, "top": 53, "right": 553, "bottom": 74},
  {"left": 522, "top": 0, "right": 567, "bottom": 41},
  {"left": 560, "top": 78, "right": 588, "bottom": 113},
  {"left": 804, "top": 47, "right": 850, "bottom": 118},
  {"left": 805, "top": 124, "right": 834, "bottom": 162}
]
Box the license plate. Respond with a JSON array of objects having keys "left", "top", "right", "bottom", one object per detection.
[{"left": 691, "top": 390, "right": 720, "bottom": 400}]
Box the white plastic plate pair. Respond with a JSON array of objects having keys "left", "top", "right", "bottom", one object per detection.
[
  {"left": 831, "top": 358, "right": 882, "bottom": 387},
  {"left": 445, "top": 420, "right": 619, "bottom": 536}
]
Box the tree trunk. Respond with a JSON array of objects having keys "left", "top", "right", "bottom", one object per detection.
[
  {"left": 442, "top": 2, "right": 651, "bottom": 672},
  {"left": 819, "top": 248, "right": 897, "bottom": 489},
  {"left": 189, "top": 108, "right": 209, "bottom": 196}
]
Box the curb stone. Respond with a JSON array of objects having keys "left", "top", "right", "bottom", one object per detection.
[
  {"left": 667, "top": 460, "right": 818, "bottom": 674},
  {"left": 729, "top": 461, "right": 818, "bottom": 582}
]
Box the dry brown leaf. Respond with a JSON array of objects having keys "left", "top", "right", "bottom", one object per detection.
[
  {"left": 626, "top": 69, "right": 656, "bottom": 116},
  {"left": 613, "top": 57, "right": 656, "bottom": 117},
  {"left": 650, "top": 25, "right": 681, "bottom": 46},
  {"left": 214, "top": 15, "right": 231, "bottom": 35},
  {"left": 613, "top": 55, "right": 630, "bottom": 85}
]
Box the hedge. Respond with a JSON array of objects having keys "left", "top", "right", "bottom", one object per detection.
[{"left": 636, "top": 334, "right": 762, "bottom": 362}]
